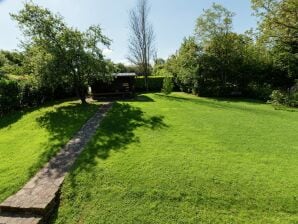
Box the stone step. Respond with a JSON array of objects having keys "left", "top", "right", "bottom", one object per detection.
[
  {"left": 0, "top": 103, "right": 113, "bottom": 223},
  {"left": 0, "top": 213, "right": 42, "bottom": 224}
]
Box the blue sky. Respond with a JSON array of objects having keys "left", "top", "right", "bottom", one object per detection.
[{"left": 0, "top": 0, "right": 257, "bottom": 64}]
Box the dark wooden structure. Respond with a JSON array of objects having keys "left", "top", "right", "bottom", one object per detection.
[{"left": 91, "top": 73, "right": 136, "bottom": 99}]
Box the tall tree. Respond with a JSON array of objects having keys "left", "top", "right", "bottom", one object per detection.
[
  {"left": 195, "top": 3, "right": 235, "bottom": 87},
  {"left": 128, "top": 0, "right": 155, "bottom": 91},
  {"left": 11, "top": 3, "right": 112, "bottom": 104},
  {"left": 251, "top": 0, "right": 298, "bottom": 83}
]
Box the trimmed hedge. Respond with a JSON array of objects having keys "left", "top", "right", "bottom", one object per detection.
[
  {"left": 135, "top": 76, "right": 165, "bottom": 92},
  {"left": 0, "top": 79, "right": 76, "bottom": 116},
  {"left": 0, "top": 79, "right": 20, "bottom": 114}
]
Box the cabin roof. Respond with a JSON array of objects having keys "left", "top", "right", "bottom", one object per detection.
[{"left": 112, "top": 73, "right": 136, "bottom": 77}]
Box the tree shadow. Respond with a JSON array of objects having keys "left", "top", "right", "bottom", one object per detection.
[
  {"left": 47, "top": 102, "right": 168, "bottom": 222},
  {"left": 26, "top": 103, "right": 99, "bottom": 178},
  {"left": 94, "top": 94, "right": 155, "bottom": 103},
  {"left": 0, "top": 106, "right": 41, "bottom": 130},
  {"left": 155, "top": 94, "right": 296, "bottom": 117},
  {"left": 76, "top": 102, "right": 167, "bottom": 166},
  {"left": 0, "top": 99, "right": 78, "bottom": 130}
]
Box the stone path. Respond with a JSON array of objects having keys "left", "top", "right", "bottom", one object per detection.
[{"left": 0, "top": 102, "right": 113, "bottom": 224}]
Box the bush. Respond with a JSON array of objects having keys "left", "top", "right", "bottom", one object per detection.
[
  {"left": 269, "top": 82, "right": 298, "bottom": 108},
  {"left": 269, "top": 90, "right": 287, "bottom": 106},
  {"left": 0, "top": 77, "right": 77, "bottom": 116},
  {"left": 288, "top": 80, "right": 298, "bottom": 107},
  {"left": 0, "top": 79, "right": 20, "bottom": 115},
  {"left": 136, "top": 76, "right": 164, "bottom": 92},
  {"left": 20, "top": 82, "right": 45, "bottom": 107},
  {"left": 162, "top": 76, "right": 174, "bottom": 95},
  {"left": 244, "top": 83, "right": 273, "bottom": 101}
]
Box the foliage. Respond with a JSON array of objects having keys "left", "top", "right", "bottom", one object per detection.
[
  {"left": 161, "top": 2, "right": 294, "bottom": 102},
  {"left": 269, "top": 81, "right": 298, "bottom": 107},
  {"left": 54, "top": 93, "right": 298, "bottom": 223},
  {"left": 269, "top": 89, "right": 287, "bottom": 106},
  {"left": 11, "top": 2, "right": 112, "bottom": 103},
  {"left": 161, "top": 72, "right": 173, "bottom": 95},
  {"left": 0, "top": 79, "right": 20, "bottom": 115},
  {"left": 164, "top": 38, "right": 200, "bottom": 94},
  {"left": 152, "top": 58, "right": 166, "bottom": 76},
  {"left": 0, "top": 76, "right": 77, "bottom": 116},
  {"left": 251, "top": 0, "right": 298, "bottom": 83},
  {"left": 135, "top": 76, "right": 164, "bottom": 91}
]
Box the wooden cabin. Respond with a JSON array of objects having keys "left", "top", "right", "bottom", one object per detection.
[{"left": 91, "top": 73, "right": 136, "bottom": 99}]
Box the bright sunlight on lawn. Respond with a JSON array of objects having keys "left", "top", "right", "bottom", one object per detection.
[
  {"left": 0, "top": 100, "right": 98, "bottom": 202},
  {"left": 54, "top": 93, "right": 298, "bottom": 223}
]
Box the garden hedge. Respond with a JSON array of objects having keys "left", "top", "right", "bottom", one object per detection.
[
  {"left": 0, "top": 79, "right": 76, "bottom": 116},
  {"left": 135, "top": 76, "right": 165, "bottom": 92}
]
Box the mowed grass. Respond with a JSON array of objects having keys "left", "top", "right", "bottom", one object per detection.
[
  {"left": 54, "top": 93, "right": 298, "bottom": 224},
  {"left": 0, "top": 100, "right": 98, "bottom": 202}
]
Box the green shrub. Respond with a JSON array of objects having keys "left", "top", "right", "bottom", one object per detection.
[
  {"left": 0, "top": 78, "right": 77, "bottom": 116},
  {"left": 245, "top": 83, "right": 273, "bottom": 101},
  {"left": 288, "top": 80, "right": 298, "bottom": 107},
  {"left": 269, "top": 90, "right": 286, "bottom": 106},
  {"left": 0, "top": 79, "right": 20, "bottom": 115},
  {"left": 269, "top": 82, "right": 298, "bottom": 108},
  {"left": 136, "top": 76, "right": 164, "bottom": 92},
  {"left": 162, "top": 76, "right": 174, "bottom": 95},
  {"left": 20, "top": 82, "right": 45, "bottom": 107}
]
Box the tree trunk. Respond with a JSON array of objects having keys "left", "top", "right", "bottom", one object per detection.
[
  {"left": 145, "top": 73, "right": 149, "bottom": 92},
  {"left": 75, "top": 85, "right": 87, "bottom": 104}
]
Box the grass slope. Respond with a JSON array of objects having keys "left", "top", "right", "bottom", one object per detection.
[
  {"left": 54, "top": 93, "right": 298, "bottom": 223},
  {"left": 0, "top": 100, "right": 98, "bottom": 202}
]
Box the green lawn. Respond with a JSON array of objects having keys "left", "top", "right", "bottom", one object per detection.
[
  {"left": 0, "top": 100, "right": 98, "bottom": 202},
  {"left": 53, "top": 93, "right": 297, "bottom": 223}
]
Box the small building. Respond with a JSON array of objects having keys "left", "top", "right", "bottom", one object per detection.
[{"left": 91, "top": 73, "right": 136, "bottom": 99}]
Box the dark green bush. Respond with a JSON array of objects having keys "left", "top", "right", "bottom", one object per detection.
[
  {"left": 20, "top": 82, "right": 46, "bottom": 107},
  {"left": 269, "top": 81, "right": 298, "bottom": 107},
  {"left": 0, "top": 78, "right": 77, "bottom": 116},
  {"left": 0, "top": 79, "right": 20, "bottom": 115},
  {"left": 269, "top": 90, "right": 287, "bottom": 106},
  {"left": 136, "top": 76, "right": 164, "bottom": 92},
  {"left": 162, "top": 76, "right": 174, "bottom": 95},
  {"left": 244, "top": 83, "right": 273, "bottom": 101}
]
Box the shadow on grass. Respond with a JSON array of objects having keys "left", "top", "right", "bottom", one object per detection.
[
  {"left": 94, "top": 94, "right": 155, "bottom": 103},
  {"left": 66, "top": 102, "right": 167, "bottom": 181},
  {"left": 0, "top": 99, "right": 78, "bottom": 130},
  {"left": 0, "top": 106, "right": 45, "bottom": 130},
  {"left": 26, "top": 103, "right": 98, "bottom": 178},
  {"left": 155, "top": 94, "right": 296, "bottom": 117},
  {"left": 78, "top": 102, "right": 166, "bottom": 164},
  {"left": 49, "top": 102, "right": 168, "bottom": 222}
]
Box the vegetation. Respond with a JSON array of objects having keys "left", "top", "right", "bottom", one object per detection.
[
  {"left": 158, "top": 1, "right": 297, "bottom": 107},
  {"left": 128, "top": 0, "right": 155, "bottom": 90},
  {"left": 135, "top": 76, "right": 165, "bottom": 92},
  {"left": 0, "top": 100, "right": 98, "bottom": 202},
  {"left": 53, "top": 93, "right": 298, "bottom": 223},
  {"left": 161, "top": 75, "right": 174, "bottom": 95},
  {"left": 0, "top": 2, "right": 113, "bottom": 112}
]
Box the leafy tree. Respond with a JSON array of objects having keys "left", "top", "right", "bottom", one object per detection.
[
  {"left": 195, "top": 3, "right": 235, "bottom": 88},
  {"left": 195, "top": 3, "right": 235, "bottom": 43},
  {"left": 0, "top": 52, "right": 7, "bottom": 78},
  {"left": 175, "top": 37, "right": 200, "bottom": 94},
  {"left": 152, "top": 58, "right": 165, "bottom": 76},
  {"left": 11, "top": 3, "right": 112, "bottom": 103},
  {"left": 251, "top": 0, "right": 298, "bottom": 83}
]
